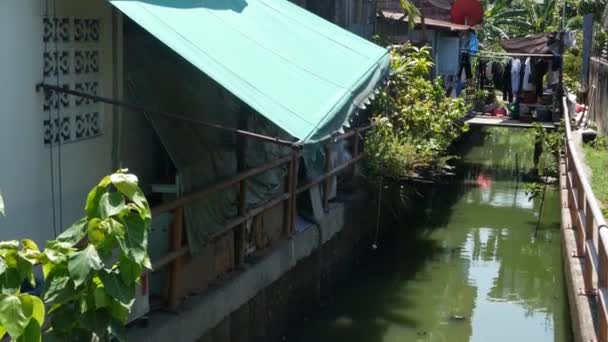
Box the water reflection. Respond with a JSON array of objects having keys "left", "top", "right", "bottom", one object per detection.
[{"left": 290, "top": 128, "right": 570, "bottom": 342}]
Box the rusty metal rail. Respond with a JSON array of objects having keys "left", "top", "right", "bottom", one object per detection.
[
  {"left": 563, "top": 97, "right": 608, "bottom": 341},
  {"left": 150, "top": 126, "right": 371, "bottom": 309}
]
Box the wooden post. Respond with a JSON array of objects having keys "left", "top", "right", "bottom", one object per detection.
[
  {"left": 234, "top": 179, "right": 248, "bottom": 269},
  {"left": 235, "top": 111, "right": 248, "bottom": 268},
  {"left": 600, "top": 235, "right": 608, "bottom": 288},
  {"left": 585, "top": 198, "right": 595, "bottom": 243},
  {"left": 323, "top": 144, "right": 332, "bottom": 212},
  {"left": 283, "top": 158, "right": 293, "bottom": 237},
  {"left": 351, "top": 129, "right": 360, "bottom": 179},
  {"left": 289, "top": 153, "right": 298, "bottom": 235},
  {"left": 168, "top": 206, "right": 184, "bottom": 310}
]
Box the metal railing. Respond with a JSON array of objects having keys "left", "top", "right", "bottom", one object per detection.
[
  {"left": 563, "top": 97, "right": 608, "bottom": 341},
  {"left": 149, "top": 126, "right": 371, "bottom": 309}
]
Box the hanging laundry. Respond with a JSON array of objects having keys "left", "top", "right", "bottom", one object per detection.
[
  {"left": 518, "top": 58, "right": 526, "bottom": 95},
  {"left": 485, "top": 60, "right": 493, "bottom": 84},
  {"left": 547, "top": 60, "right": 559, "bottom": 86},
  {"left": 477, "top": 59, "right": 487, "bottom": 90},
  {"left": 511, "top": 58, "right": 522, "bottom": 94},
  {"left": 502, "top": 59, "right": 513, "bottom": 102},
  {"left": 522, "top": 57, "right": 535, "bottom": 92},
  {"left": 468, "top": 32, "right": 479, "bottom": 54},
  {"left": 492, "top": 61, "right": 504, "bottom": 92},
  {"left": 533, "top": 58, "right": 549, "bottom": 97},
  {"left": 456, "top": 65, "right": 468, "bottom": 96},
  {"left": 459, "top": 53, "right": 472, "bottom": 80}
]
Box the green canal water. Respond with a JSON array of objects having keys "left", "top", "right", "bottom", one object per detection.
[{"left": 291, "top": 127, "right": 571, "bottom": 342}]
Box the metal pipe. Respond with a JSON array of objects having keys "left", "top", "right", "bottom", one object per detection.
[{"left": 36, "top": 83, "right": 299, "bottom": 148}]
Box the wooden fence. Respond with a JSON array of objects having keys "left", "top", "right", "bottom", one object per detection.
[
  {"left": 149, "top": 126, "right": 371, "bottom": 309},
  {"left": 588, "top": 57, "right": 608, "bottom": 136},
  {"left": 563, "top": 97, "right": 608, "bottom": 341}
]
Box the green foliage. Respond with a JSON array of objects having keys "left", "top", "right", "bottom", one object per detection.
[
  {"left": 524, "top": 182, "right": 544, "bottom": 201},
  {"left": 366, "top": 45, "right": 471, "bottom": 180},
  {"left": 0, "top": 170, "right": 151, "bottom": 341},
  {"left": 480, "top": 0, "right": 600, "bottom": 45},
  {"left": 584, "top": 135, "right": 608, "bottom": 216},
  {"left": 399, "top": 0, "right": 420, "bottom": 29},
  {"left": 531, "top": 122, "right": 564, "bottom": 176},
  {"left": 563, "top": 30, "right": 583, "bottom": 93}
]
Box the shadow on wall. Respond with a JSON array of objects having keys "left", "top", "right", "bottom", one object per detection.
[{"left": 131, "top": 0, "right": 248, "bottom": 13}]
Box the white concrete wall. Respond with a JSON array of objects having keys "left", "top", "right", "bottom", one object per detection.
[{"left": 0, "top": 0, "right": 120, "bottom": 245}]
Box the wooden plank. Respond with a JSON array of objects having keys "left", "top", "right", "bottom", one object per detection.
[
  {"left": 168, "top": 207, "right": 184, "bottom": 310},
  {"left": 152, "top": 155, "right": 293, "bottom": 215},
  {"left": 585, "top": 241, "right": 599, "bottom": 293},
  {"left": 465, "top": 115, "right": 556, "bottom": 129},
  {"left": 234, "top": 179, "right": 248, "bottom": 268},
  {"left": 323, "top": 144, "right": 331, "bottom": 212}
]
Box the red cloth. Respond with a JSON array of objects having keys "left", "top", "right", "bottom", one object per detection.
[
  {"left": 493, "top": 107, "right": 507, "bottom": 117},
  {"left": 450, "top": 0, "right": 483, "bottom": 25},
  {"left": 576, "top": 104, "right": 587, "bottom": 113}
]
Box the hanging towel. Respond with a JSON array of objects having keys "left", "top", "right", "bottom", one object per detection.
[
  {"left": 468, "top": 32, "right": 479, "bottom": 54},
  {"left": 511, "top": 58, "right": 522, "bottom": 94},
  {"left": 522, "top": 57, "right": 535, "bottom": 91}
]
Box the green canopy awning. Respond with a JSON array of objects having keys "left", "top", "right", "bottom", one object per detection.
[{"left": 110, "top": 0, "right": 390, "bottom": 143}]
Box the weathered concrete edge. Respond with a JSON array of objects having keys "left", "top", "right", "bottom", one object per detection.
[
  {"left": 127, "top": 203, "right": 346, "bottom": 342},
  {"left": 559, "top": 158, "right": 597, "bottom": 342}
]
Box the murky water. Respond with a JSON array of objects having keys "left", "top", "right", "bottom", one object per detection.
[{"left": 290, "top": 127, "right": 571, "bottom": 342}]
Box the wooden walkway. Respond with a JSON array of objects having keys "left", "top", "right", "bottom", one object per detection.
[{"left": 465, "top": 115, "right": 556, "bottom": 129}]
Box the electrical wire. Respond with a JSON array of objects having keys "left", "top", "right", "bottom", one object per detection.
[
  {"left": 43, "top": 0, "right": 58, "bottom": 238},
  {"left": 52, "top": 0, "right": 64, "bottom": 233}
]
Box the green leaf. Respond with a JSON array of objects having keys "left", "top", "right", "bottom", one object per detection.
[
  {"left": 48, "top": 305, "right": 77, "bottom": 333},
  {"left": 110, "top": 173, "right": 150, "bottom": 218},
  {"left": 108, "top": 319, "right": 126, "bottom": 342},
  {"left": 15, "top": 319, "right": 41, "bottom": 342},
  {"left": 99, "top": 192, "right": 126, "bottom": 219},
  {"left": 56, "top": 217, "right": 88, "bottom": 245},
  {"left": 0, "top": 268, "right": 22, "bottom": 295},
  {"left": 17, "top": 295, "right": 44, "bottom": 341},
  {"left": 42, "top": 270, "right": 76, "bottom": 306},
  {"left": 118, "top": 255, "right": 142, "bottom": 286},
  {"left": 19, "top": 295, "right": 44, "bottom": 327},
  {"left": 119, "top": 214, "right": 148, "bottom": 264},
  {"left": 21, "top": 240, "right": 38, "bottom": 252},
  {"left": 68, "top": 245, "right": 103, "bottom": 288},
  {"left": 110, "top": 173, "right": 138, "bottom": 200},
  {"left": 16, "top": 253, "right": 34, "bottom": 288},
  {"left": 79, "top": 309, "right": 111, "bottom": 339},
  {"left": 107, "top": 298, "right": 130, "bottom": 324},
  {"left": 98, "top": 269, "right": 135, "bottom": 306},
  {"left": 0, "top": 241, "right": 19, "bottom": 251},
  {"left": 0, "top": 294, "right": 29, "bottom": 338},
  {"left": 0, "top": 324, "right": 6, "bottom": 340},
  {"left": 93, "top": 286, "right": 109, "bottom": 309},
  {"left": 3, "top": 250, "right": 18, "bottom": 268},
  {"left": 85, "top": 185, "right": 106, "bottom": 219}
]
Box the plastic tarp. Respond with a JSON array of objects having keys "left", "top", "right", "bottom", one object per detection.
[
  {"left": 110, "top": 0, "right": 390, "bottom": 144},
  {"left": 124, "top": 22, "right": 289, "bottom": 253},
  {"left": 499, "top": 33, "right": 559, "bottom": 55}
]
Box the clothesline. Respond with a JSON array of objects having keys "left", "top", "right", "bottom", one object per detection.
[{"left": 463, "top": 50, "right": 560, "bottom": 58}]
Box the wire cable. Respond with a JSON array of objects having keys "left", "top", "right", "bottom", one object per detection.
[
  {"left": 52, "top": 0, "right": 64, "bottom": 233},
  {"left": 43, "top": 0, "right": 58, "bottom": 238}
]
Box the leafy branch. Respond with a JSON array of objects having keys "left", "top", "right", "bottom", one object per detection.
[
  {"left": 0, "top": 170, "right": 151, "bottom": 341},
  {"left": 365, "top": 44, "right": 471, "bottom": 181}
]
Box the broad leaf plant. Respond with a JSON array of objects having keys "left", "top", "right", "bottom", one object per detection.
[{"left": 0, "top": 171, "right": 151, "bottom": 341}]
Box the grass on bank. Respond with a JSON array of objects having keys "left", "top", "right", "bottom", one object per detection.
[{"left": 584, "top": 139, "right": 608, "bottom": 216}]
